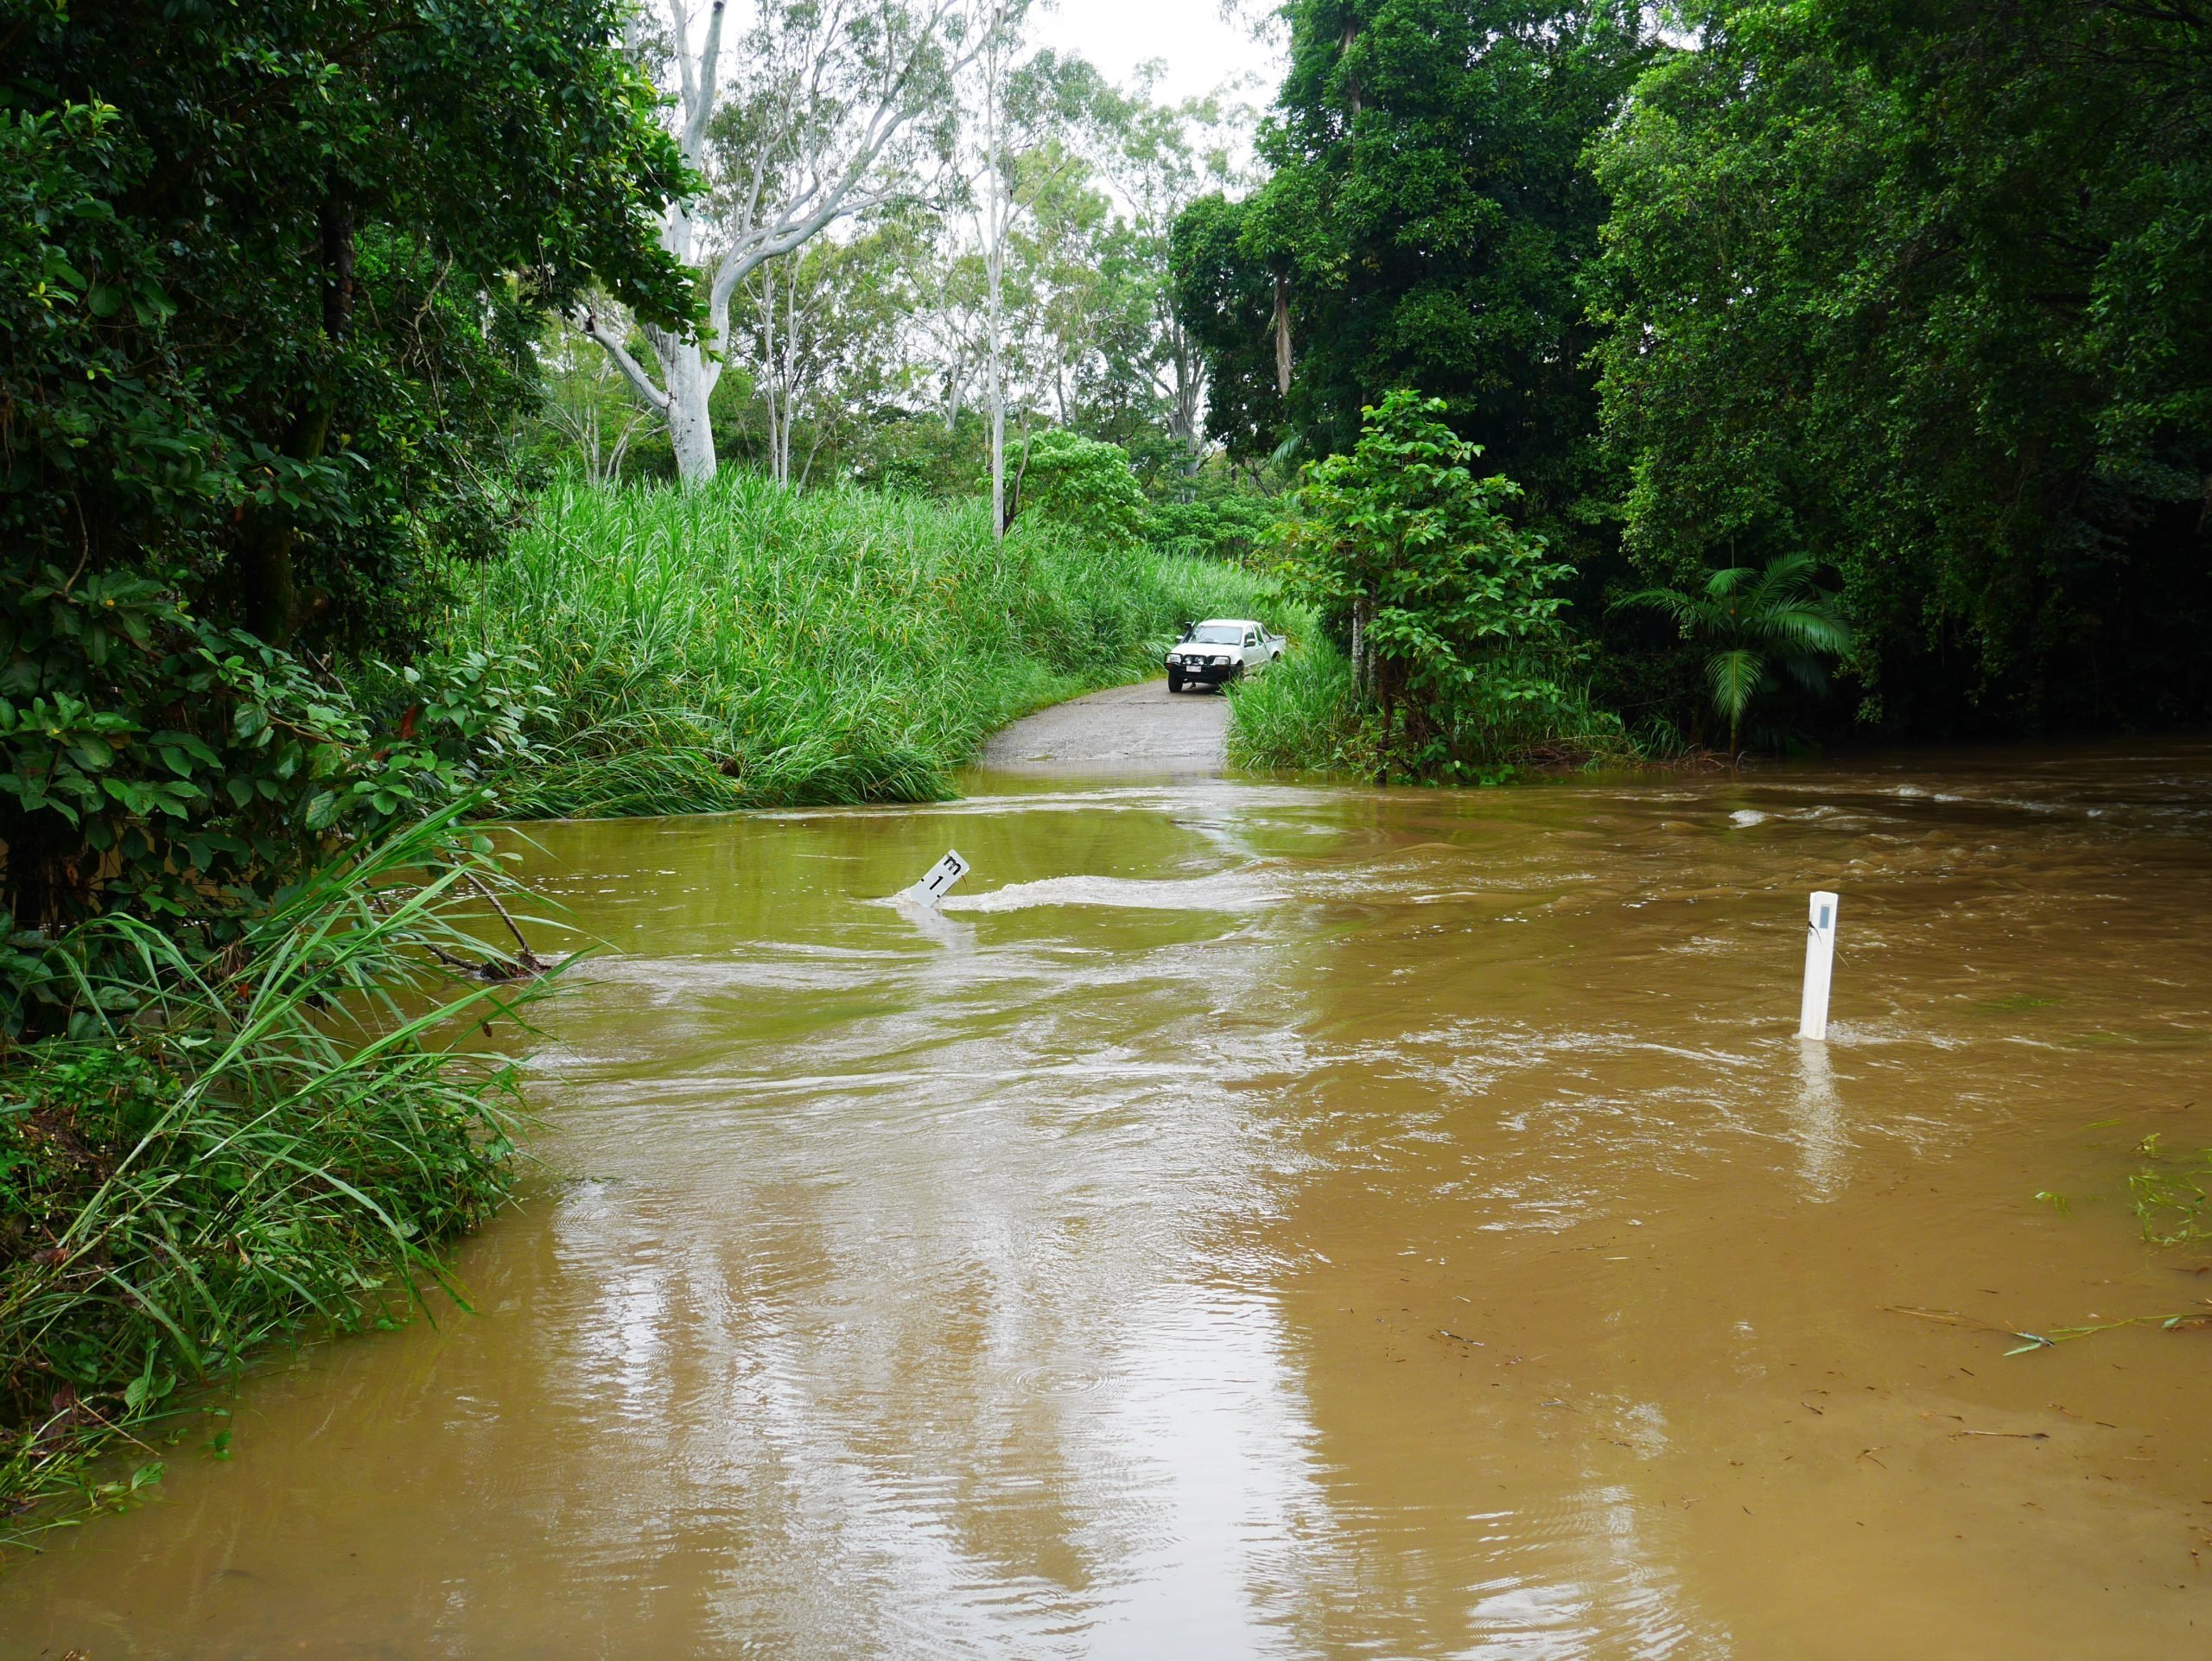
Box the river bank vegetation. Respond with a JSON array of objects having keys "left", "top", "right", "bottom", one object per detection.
[
  {"left": 1176, "top": 0, "right": 2211, "bottom": 767},
  {"left": 457, "top": 474, "right": 1273, "bottom": 818},
  {"left": 0, "top": 0, "right": 691, "bottom": 1524}
]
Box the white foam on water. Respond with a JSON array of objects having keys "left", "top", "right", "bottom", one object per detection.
[{"left": 941, "top": 871, "right": 1288, "bottom": 913}]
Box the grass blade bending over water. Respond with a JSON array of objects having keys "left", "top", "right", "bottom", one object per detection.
[
  {"left": 462, "top": 474, "right": 1275, "bottom": 818},
  {"left": 0, "top": 811, "right": 556, "bottom": 1531}
]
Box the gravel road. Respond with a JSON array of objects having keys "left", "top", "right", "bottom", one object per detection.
[{"left": 977, "top": 678, "right": 1227, "bottom": 777}]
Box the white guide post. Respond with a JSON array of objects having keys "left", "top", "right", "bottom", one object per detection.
[
  {"left": 901, "top": 850, "right": 969, "bottom": 910},
  {"left": 1799, "top": 890, "right": 1839, "bottom": 1041}
]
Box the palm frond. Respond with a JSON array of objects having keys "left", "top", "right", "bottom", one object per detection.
[
  {"left": 1777, "top": 647, "right": 1830, "bottom": 694},
  {"left": 1758, "top": 602, "right": 1855, "bottom": 654},
  {"left": 1612, "top": 587, "right": 1720, "bottom": 633},
  {"left": 1706, "top": 647, "right": 1766, "bottom": 723}
]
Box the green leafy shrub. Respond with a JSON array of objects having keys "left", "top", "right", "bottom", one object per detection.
[
  {"left": 1015, "top": 430, "right": 1150, "bottom": 549},
  {"left": 0, "top": 568, "right": 550, "bottom": 1037},
  {"left": 1145, "top": 496, "right": 1284, "bottom": 564},
  {"left": 1267, "top": 391, "right": 1580, "bottom": 780}
]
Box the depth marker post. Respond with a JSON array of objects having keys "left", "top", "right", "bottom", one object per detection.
[
  {"left": 1799, "top": 890, "right": 1839, "bottom": 1041},
  {"left": 901, "top": 850, "right": 970, "bottom": 909}
]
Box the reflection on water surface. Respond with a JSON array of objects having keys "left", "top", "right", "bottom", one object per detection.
[{"left": 5, "top": 744, "right": 2212, "bottom": 1658}]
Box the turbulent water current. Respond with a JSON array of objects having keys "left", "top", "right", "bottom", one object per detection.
[{"left": 5, "top": 742, "right": 2211, "bottom": 1657}]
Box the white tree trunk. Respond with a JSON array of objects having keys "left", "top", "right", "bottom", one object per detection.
[
  {"left": 1168, "top": 322, "right": 1205, "bottom": 475},
  {"left": 585, "top": 0, "right": 982, "bottom": 488},
  {"left": 648, "top": 321, "right": 721, "bottom": 483},
  {"left": 754, "top": 264, "right": 783, "bottom": 485},
  {"left": 986, "top": 250, "right": 1005, "bottom": 538},
  {"left": 778, "top": 264, "right": 798, "bottom": 485},
  {"left": 982, "top": 30, "right": 1007, "bottom": 542}
]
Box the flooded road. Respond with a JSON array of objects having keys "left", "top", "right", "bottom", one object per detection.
[{"left": 6, "top": 744, "right": 2212, "bottom": 1657}]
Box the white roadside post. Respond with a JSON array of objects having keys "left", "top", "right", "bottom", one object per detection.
[
  {"left": 1799, "top": 890, "right": 1839, "bottom": 1041},
  {"left": 901, "top": 850, "right": 970, "bottom": 909}
]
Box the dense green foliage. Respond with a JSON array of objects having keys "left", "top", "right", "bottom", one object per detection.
[
  {"left": 0, "top": 0, "right": 686, "bottom": 1518},
  {"left": 1167, "top": 193, "right": 1284, "bottom": 465},
  {"left": 1144, "top": 494, "right": 1285, "bottom": 565},
  {"left": 1174, "top": 0, "right": 1647, "bottom": 519},
  {"left": 1265, "top": 392, "right": 1586, "bottom": 779},
  {"left": 1592, "top": 0, "right": 2212, "bottom": 733},
  {"left": 1167, "top": 0, "right": 1662, "bottom": 767},
  {"left": 1178, "top": 0, "right": 2212, "bottom": 747},
  {"left": 450, "top": 473, "right": 1277, "bottom": 818},
  {"left": 1616, "top": 553, "right": 1854, "bottom": 754},
  {"left": 0, "top": 814, "right": 550, "bottom": 1523},
  {"left": 1014, "top": 430, "right": 1151, "bottom": 549},
  {"left": 0, "top": 0, "right": 690, "bottom": 966}
]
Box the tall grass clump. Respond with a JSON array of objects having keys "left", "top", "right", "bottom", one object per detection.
[
  {"left": 454, "top": 473, "right": 1275, "bottom": 818},
  {"left": 1229, "top": 629, "right": 1640, "bottom": 781},
  {"left": 0, "top": 811, "right": 554, "bottom": 1531},
  {"left": 1227, "top": 628, "right": 1363, "bottom": 774}
]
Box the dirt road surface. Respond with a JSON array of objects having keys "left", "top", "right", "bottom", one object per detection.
[{"left": 977, "top": 678, "right": 1226, "bottom": 776}]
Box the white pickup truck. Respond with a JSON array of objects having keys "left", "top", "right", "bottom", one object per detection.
[{"left": 1165, "top": 619, "right": 1284, "bottom": 692}]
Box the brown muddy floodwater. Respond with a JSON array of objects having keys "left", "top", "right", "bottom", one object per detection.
[{"left": 6, "top": 744, "right": 2212, "bottom": 1658}]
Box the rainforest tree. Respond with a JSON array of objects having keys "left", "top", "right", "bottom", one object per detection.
[
  {"left": 1173, "top": 0, "right": 1649, "bottom": 525},
  {"left": 1590, "top": 0, "right": 2212, "bottom": 734},
  {"left": 1271, "top": 391, "right": 1574, "bottom": 779},
  {"left": 0, "top": 0, "right": 693, "bottom": 970}
]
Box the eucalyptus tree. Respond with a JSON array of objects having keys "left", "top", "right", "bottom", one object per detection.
[
  {"left": 896, "top": 219, "right": 991, "bottom": 432},
  {"left": 740, "top": 226, "right": 911, "bottom": 484},
  {"left": 969, "top": 0, "right": 1031, "bottom": 535},
  {"left": 1088, "top": 77, "right": 1251, "bottom": 473},
  {"left": 582, "top": 0, "right": 980, "bottom": 483},
  {"left": 541, "top": 314, "right": 659, "bottom": 484},
  {"left": 1013, "top": 139, "right": 1115, "bottom": 426},
  {"left": 973, "top": 42, "right": 1202, "bottom": 531}
]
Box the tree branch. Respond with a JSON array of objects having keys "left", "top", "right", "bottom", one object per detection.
[
  {"left": 684, "top": 0, "right": 728, "bottom": 163},
  {"left": 577, "top": 309, "right": 673, "bottom": 413}
]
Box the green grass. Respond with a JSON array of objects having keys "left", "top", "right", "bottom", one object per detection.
[
  {"left": 448, "top": 473, "right": 1277, "bottom": 818},
  {"left": 0, "top": 811, "right": 551, "bottom": 1533},
  {"left": 1227, "top": 625, "right": 1363, "bottom": 775},
  {"left": 1227, "top": 628, "right": 1641, "bottom": 781},
  {"left": 2130, "top": 1134, "right": 2212, "bottom": 1246}
]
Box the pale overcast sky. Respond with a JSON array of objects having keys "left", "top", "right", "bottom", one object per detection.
[{"left": 1029, "top": 0, "right": 1285, "bottom": 108}]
